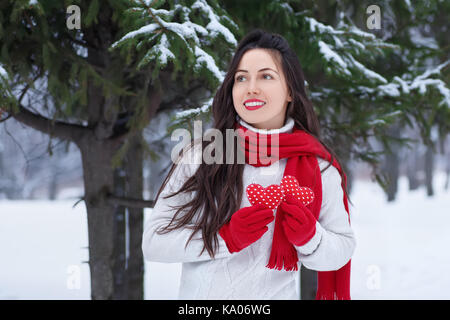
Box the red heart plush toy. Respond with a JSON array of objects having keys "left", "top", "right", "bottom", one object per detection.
[
  {"left": 280, "top": 175, "right": 315, "bottom": 206},
  {"left": 246, "top": 184, "right": 284, "bottom": 209},
  {"left": 246, "top": 175, "right": 315, "bottom": 210}
]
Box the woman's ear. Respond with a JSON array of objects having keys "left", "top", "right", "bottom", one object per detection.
[{"left": 287, "top": 90, "right": 293, "bottom": 102}]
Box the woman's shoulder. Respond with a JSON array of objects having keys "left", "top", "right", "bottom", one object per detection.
[{"left": 316, "top": 157, "right": 342, "bottom": 184}]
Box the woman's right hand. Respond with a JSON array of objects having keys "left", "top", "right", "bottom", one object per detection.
[{"left": 218, "top": 204, "right": 275, "bottom": 253}]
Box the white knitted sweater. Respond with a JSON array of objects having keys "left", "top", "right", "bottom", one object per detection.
[{"left": 142, "top": 117, "right": 356, "bottom": 300}]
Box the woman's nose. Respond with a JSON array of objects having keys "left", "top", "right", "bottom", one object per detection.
[{"left": 247, "top": 79, "right": 260, "bottom": 94}]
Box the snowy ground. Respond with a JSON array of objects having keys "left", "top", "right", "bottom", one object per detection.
[{"left": 0, "top": 173, "right": 449, "bottom": 300}]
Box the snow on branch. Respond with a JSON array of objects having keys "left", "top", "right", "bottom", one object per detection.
[
  {"left": 0, "top": 64, "right": 8, "bottom": 81},
  {"left": 305, "top": 17, "right": 344, "bottom": 35},
  {"left": 194, "top": 46, "right": 226, "bottom": 82},
  {"left": 174, "top": 97, "right": 213, "bottom": 120},
  {"left": 347, "top": 54, "right": 387, "bottom": 84},
  {"left": 111, "top": 24, "right": 160, "bottom": 48},
  {"left": 352, "top": 60, "right": 450, "bottom": 107},
  {"left": 111, "top": 0, "right": 236, "bottom": 84},
  {"left": 304, "top": 16, "right": 395, "bottom": 82},
  {"left": 318, "top": 40, "right": 351, "bottom": 76},
  {"left": 191, "top": 0, "right": 237, "bottom": 46}
]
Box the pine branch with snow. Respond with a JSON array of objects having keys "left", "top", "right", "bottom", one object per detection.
[{"left": 111, "top": 0, "right": 239, "bottom": 124}]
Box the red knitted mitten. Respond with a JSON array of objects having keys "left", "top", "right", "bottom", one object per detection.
[
  {"left": 219, "top": 204, "right": 274, "bottom": 253},
  {"left": 280, "top": 194, "right": 317, "bottom": 246}
]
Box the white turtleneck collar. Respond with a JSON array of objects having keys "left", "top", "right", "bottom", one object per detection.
[{"left": 237, "top": 115, "right": 295, "bottom": 134}]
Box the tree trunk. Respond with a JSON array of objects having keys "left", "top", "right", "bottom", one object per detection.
[
  {"left": 407, "top": 149, "right": 421, "bottom": 190},
  {"left": 300, "top": 267, "right": 317, "bottom": 300},
  {"left": 445, "top": 159, "right": 449, "bottom": 190},
  {"left": 384, "top": 125, "right": 400, "bottom": 201},
  {"left": 385, "top": 150, "right": 399, "bottom": 202},
  {"left": 79, "top": 137, "right": 117, "bottom": 300},
  {"left": 112, "top": 167, "right": 128, "bottom": 299},
  {"left": 424, "top": 144, "right": 434, "bottom": 196},
  {"left": 124, "top": 132, "right": 144, "bottom": 299},
  {"left": 48, "top": 169, "right": 58, "bottom": 200}
]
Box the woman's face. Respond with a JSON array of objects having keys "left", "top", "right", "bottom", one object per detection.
[{"left": 232, "top": 48, "right": 292, "bottom": 130}]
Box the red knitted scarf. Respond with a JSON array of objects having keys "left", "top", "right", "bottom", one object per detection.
[{"left": 236, "top": 121, "right": 352, "bottom": 300}]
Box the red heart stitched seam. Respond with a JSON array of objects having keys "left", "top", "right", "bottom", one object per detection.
[{"left": 246, "top": 175, "right": 315, "bottom": 209}]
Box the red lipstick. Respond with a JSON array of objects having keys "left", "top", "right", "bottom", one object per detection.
[{"left": 243, "top": 99, "right": 266, "bottom": 111}]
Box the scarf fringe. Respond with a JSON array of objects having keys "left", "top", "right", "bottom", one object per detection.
[
  {"left": 316, "top": 291, "right": 350, "bottom": 300},
  {"left": 265, "top": 245, "right": 299, "bottom": 272}
]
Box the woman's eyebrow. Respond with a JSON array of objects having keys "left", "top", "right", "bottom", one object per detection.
[{"left": 235, "top": 68, "right": 278, "bottom": 74}]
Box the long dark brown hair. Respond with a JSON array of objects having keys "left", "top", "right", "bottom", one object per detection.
[{"left": 154, "top": 29, "right": 350, "bottom": 259}]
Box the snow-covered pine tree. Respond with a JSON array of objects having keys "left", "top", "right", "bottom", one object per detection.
[
  {"left": 111, "top": 0, "right": 239, "bottom": 132},
  {"left": 0, "top": 0, "right": 239, "bottom": 299}
]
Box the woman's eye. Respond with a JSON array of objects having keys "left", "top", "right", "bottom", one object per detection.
[{"left": 236, "top": 74, "right": 273, "bottom": 82}]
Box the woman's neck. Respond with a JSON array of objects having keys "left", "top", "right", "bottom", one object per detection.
[{"left": 238, "top": 116, "right": 295, "bottom": 134}]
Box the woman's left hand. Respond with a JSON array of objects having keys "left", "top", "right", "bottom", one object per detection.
[{"left": 280, "top": 194, "right": 317, "bottom": 246}]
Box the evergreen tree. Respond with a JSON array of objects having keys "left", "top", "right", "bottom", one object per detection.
[{"left": 0, "top": 0, "right": 238, "bottom": 299}]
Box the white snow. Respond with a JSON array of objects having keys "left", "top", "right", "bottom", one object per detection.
[
  {"left": 143, "top": 33, "right": 175, "bottom": 67},
  {"left": 350, "top": 172, "right": 450, "bottom": 299},
  {"left": 415, "top": 60, "right": 450, "bottom": 81},
  {"left": 111, "top": 23, "right": 160, "bottom": 48},
  {"left": 347, "top": 54, "right": 387, "bottom": 84},
  {"left": 113, "top": 1, "right": 236, "bottom": 49},
  {"left": 393, "top": 76, "right": 410, "bottom": 94},
  {"left": 0, "top": 172, "right": 449, "bottom": 299},
  {"left": 406, "top": 61, "right": 450, "bottom": 107},
  {"left": 194, "top": 46, "right": 225, "bottom": 82},
  {"left": 384, "top": 62, "right": 450, "bottom": 107},
  {"left": 348, "top": 26, "right": 376, "bottom": 40},
  {"left": 111, "top": 1, "right": 234, "bottom": 85},
  {"left": 174, "top": 97, "right": 213, "bottom": 119},
  {"left": 352, "top": 62, "right": 450, "bottom": 107},
  {"left": 378, "top": 83, "right": 401, "bottom": 97},
  {"left": 191, "top": 0, "right": 237, "bottom": 47},
  {"left": 0, "top": 64, "right": 8, "bottom": 79},
  {"left": 348, "top": 38, "right": 365, "bottom": 50},
  {"left": 305, "top": 17, "right": 344, "bottom": 35},
  {"left": 304, "top": 16, "right": 403, "bottom": 86},
  {"left": 408, "top": 27, "right": 439, "bottom": 49},
  {"left": 318, "top": 41, "right": 351, "bottom": 76}
]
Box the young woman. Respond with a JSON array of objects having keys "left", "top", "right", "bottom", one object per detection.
[{"left": 142, "top": 29, "right": 356, "bottom": 300}]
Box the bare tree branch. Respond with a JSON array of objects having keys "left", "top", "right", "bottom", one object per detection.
[
  {"left": 106, "top": 193, "right": 155, "bottom": 209},
  {"left": 10, "top": 103, "right": 89, "bottom": 145}
]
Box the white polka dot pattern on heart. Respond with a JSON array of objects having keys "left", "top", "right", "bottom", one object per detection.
[
  {"left": 246, "top": 176, "right": 315, "bottom": 209},
  {"left": 246, "top": 183, "right": 283, "bottom": 209},
  {"left": 280, "top": 175, "right": 315, "bottom": 206}
]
